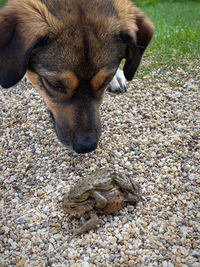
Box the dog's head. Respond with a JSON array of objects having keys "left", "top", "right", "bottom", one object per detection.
[{"left": 0, "top": 0, "right": 153, "bottom": 153}]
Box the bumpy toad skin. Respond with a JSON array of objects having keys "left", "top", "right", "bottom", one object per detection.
[{"left": 62, "top": 169, "right": 141, "bottom": 235}]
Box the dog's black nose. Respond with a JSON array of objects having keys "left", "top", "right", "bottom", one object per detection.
[{"left": 72, "top": 135, "right": 98, "bottom": 153}]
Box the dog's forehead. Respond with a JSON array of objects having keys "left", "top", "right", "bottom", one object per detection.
[
  {"left": 40, "top": 0, "right": 117, "bottom": 18},
  {"left": 31, "top": 9, "right": 123, "bottom": 78},
  {"left": 26, "top": 0, "right": 132, "bottom": 82},
  {"left": 32, "top": 37, "right": 119, "bottom": 80}
]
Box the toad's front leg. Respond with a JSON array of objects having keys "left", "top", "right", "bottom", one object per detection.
[
  {"left": 70, "top": 211, "right": 100, "bottom": 236},
  {"left": 92, "top": 190, "right": 107, "bottom": 209}
]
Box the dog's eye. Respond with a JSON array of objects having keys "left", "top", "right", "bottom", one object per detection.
[{"left": 43, "top": 78, "right": 66, "bottom": 93}]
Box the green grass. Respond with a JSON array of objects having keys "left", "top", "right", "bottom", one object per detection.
[
  {"left": 0, "top": 0, "right": 6, "bottom": 8},
  {"left": 134, "top": 0, "right": 200, "bottom": 70}
]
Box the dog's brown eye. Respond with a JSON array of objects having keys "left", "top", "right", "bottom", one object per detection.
[{"left": 43, "top": 78, "right": 66, "bottom": 93}]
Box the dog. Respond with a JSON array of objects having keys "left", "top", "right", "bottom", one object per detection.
[{"left": 0, "top": 0, "right": 154, "bottom": 153}]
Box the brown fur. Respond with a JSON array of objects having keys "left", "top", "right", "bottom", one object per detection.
[{"left": 0, "top": 0, "right": 154, "bottom": 153}]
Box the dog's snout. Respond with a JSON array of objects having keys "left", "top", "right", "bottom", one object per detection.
[{"left": 72, "top": 135, "right": 98, "bottom": 153}]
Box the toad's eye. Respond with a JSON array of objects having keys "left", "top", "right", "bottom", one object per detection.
[
  {"left": 69, "top": 204, "right": 77, "bottom": 209},
  {"left": 43, "top": 78, "right": 66, "bottom": 93}
]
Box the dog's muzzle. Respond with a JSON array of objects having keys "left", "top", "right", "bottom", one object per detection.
[{"left": 48, "top": 108, "right": 101, "bottom": 154}]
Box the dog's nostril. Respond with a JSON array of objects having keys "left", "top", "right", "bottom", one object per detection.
[{"left": 72, "top": 136, "right": 98, "bottom": 153}]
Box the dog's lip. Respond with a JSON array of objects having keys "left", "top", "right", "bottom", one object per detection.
[
  {"left": 52, "top": 122, "right": 73, "bottom": 150},
  {"left": 57, "top": 138, "right": 74, "bottom": 151}
]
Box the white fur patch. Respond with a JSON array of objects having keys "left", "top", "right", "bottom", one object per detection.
[{"left": 108, "top": 69, "right": 127, "bottom": 93}]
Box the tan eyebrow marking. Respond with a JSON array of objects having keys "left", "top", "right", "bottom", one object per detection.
[
  {"left": 60, "top": 71, "right": 79, "bottom": 91},
  {"left": 90, "top": 68, "right": 114, "bottom": 91}
]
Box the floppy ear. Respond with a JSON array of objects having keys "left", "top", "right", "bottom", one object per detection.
[
  {"left": 0, "top": 15, "right": 47, "bottom": 88},
  {"left": 0, "top": 0, "right": 58, "bottom": 88},
  {"left": 123, "top": 11, "right": 154, "bottom": 81}
]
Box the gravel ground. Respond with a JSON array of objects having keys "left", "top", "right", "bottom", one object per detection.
[{"left": 0, "top": 58, "right": 200, "bottom": 266}]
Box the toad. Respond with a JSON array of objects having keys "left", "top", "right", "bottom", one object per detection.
[{"left": 62, "top": 169, "right": 141, "bottom": 235}]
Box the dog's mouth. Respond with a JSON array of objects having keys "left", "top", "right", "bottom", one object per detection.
[
  {"left": 48, "top": 110, "right": 56, "bottom": 126},
  {"left": 48, "top": 110, "right": 71, "bottom": 149},
  {"left": 48, "top": 110, "right": 73, "bottom": 150},
  {"left": 58, "top": 140, "right": 74, "bottom": 152}
]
